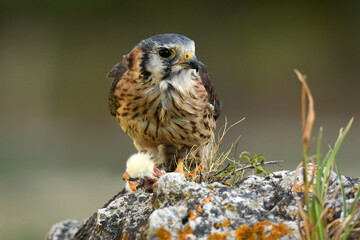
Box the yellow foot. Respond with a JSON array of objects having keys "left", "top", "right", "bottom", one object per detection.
[
  {"left": 189, "top": 165, "right": 202, "bottom": 181},
  {"left": 174, "top": 158, "right": 185, "bottom": 175}
]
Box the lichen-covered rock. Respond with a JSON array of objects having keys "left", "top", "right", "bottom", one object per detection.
[
  {"left": 46, "top": 219, "right": 83, "bottom": 240},
  {"left": 47, "top": 169, "right": 360, "bottom": 240}
]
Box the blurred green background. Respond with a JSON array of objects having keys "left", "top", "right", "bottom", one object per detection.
[{"left": 1, "top": 1, "right": 359, "bottom": 239}]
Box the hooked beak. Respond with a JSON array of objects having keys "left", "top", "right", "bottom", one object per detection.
[{"left": 175, "top": 52, "right": 199, "bottom": 72}]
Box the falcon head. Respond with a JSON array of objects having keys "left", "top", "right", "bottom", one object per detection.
[
  {"left": 125, "top": 33, "right": 199, "bottom": 84},
  {"left": 123, "top": 152, "right": 166, "bottom": 193}
]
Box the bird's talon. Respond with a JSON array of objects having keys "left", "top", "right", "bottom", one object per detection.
[
  {"left": 136, "top": 179, "right": 145, "bottom": 189},
  {"left": 174, "top": 158, "right": 185, "bottom": 175},
  {"left": 128, "top": 177, "right": 140, "bottom": 181}
]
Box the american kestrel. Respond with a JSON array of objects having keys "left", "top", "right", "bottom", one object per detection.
[{"left": 108, "top": 33, "right": 220, "bottom": 171}]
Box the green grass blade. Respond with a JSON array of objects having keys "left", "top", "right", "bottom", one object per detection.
[
  {"left": 317, "top": 150, "right": 331, "bottom": 200},
  {"left": 311, "top": 199, "right": 325, "bottom": 240},
  {"left": 316, "top": 127, "right": 323, "bottom": 169},
  {"left": 321, "top": 118, "right": 354, "bottom": 195},
  {"left": 334, "top": 159, "right": 347, "bottom": 218},
  {"left": 315, "top": 127, "right": 323, "bottom": 194},
  {"left": 302, "top": 145, "right": 312, "bottom": 231},
  {"left": 320, "top": 150, "right": 331, "bottom": 170},
  {"left": 312, "top": 127, "right": 326, "bottom": 240}
]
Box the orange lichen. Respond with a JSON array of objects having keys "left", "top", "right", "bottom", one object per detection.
[
  {"left": 253, "top": 220, "right": 270, "bottom": 237},
  {"left": 222, "top": 220, "right": 231, "bottom": 229},
  {"left": 155, "top": 227, "right": 172, "bottom": 240},
  {"left": 195, "top": 204, "right": 202, "bottom": 214},
  {"left": 327, "top": 209, "right": 334, "bottom": 222},
  {"left": 122, "top": 232, "right": 129, "bottom": 240},
  {"left": 235, "top": 221, "right": 293, "bottom": 240},
  {"left": 177, "top": 224, "right": 193, "bottom": 240},
  {"left": 269, "top": 222, "right": 293, "bottom": 239},
  {"left": 207, "top": 232, "right": 231, "bottom": 240},
  {"left": 189, "top": 210, "right": 197, "bottom": 221},
  {"left": 204, "top": 196, "right": 213, "bottom": 204},
  {"left": 332, "top": 221, "right": 341, "bottom": 227},
  {"left": 292, "top": 163, "right": 317, "bottom": 192},
  {"left": 235, "top": 225, "right": 256, "bottom": 240},
  {"left": 214, "top": 222, "right": 221, "bottom": 229},
  {"left": 351, "top": 186, "right": 359, "bottom": 194}
]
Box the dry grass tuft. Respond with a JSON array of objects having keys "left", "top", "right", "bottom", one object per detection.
[
  {"left": 182, "top": 117, "right": 280, "bottom": 184},
  {"left": 182, "top": 117, "right": 244, "bottom": 183}
]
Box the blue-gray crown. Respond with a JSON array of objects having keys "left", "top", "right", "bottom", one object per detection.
[{"left": 139, "top": 33, "right": 193, "bottom": 50}]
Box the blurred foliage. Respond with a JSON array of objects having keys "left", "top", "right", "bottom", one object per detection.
[{"left": 1, "top": 1, "right": 360, "bottom": 239}]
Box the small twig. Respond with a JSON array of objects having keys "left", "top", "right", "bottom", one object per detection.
[
  {"left": 234, "top": 161, "right": 281, "bottom": 173},
  {"left": 350, "top": 227, "right": 360, "bottom": 232},
  {"left": 212, "top": 163, "right": 231, "bottom": 176}
]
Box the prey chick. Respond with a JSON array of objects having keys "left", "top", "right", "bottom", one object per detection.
[{"left": 123, "top": 152, "right": 165, "bottom": 193}]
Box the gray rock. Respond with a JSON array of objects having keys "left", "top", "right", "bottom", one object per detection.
[
  {"left": 46, "top": 220, "right": 83, "bottom": 240},
  {"left": 47, "top": 169, "right": 360, "bottom": 240}
]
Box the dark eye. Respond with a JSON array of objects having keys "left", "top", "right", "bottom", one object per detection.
[{"left": 158, "top": 48, "right": 172, "bottom": 58}]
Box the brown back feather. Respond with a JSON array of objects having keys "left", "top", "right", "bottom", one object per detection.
[
  {"left": 108, "top": 61, "right": 127, "bottom": 116},
  {"left": 198, "top": 61, "right": 221, "bottom": 120}
]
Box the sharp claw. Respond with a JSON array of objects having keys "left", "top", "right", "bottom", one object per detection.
[
  {"left": 136, "top": 179, "right": 145, "bottom": 189},
  {"left": 128, "top": 177, "right": 139, "bottom": 181}
]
